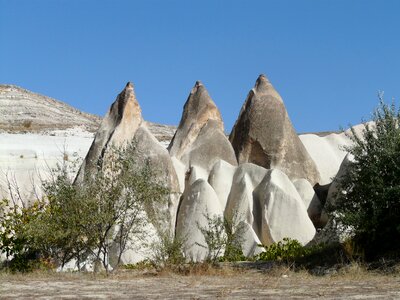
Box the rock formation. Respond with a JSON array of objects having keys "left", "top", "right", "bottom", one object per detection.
[
  {"left": 75, "top": 82, "right": 180, "bottom": 244},
  {"left": 224, "top": 163, "right": 268, "bottom": 226},
  {"left": 229, "top": 75, "right": 320, "bottom": 185},
  {"left": 293, "top": 178, "right": 323, "bottom": 227},
  {"left": 1, "top": 76, "right": 361, "bottom": 266},
  {"left": 131, "top": 126, "right": 181, "bottom": 229},
  {"left": 223, "top": 163, "right": 269, "bottom": 257},
  {"left": 253, "top": 169, "right": 316, "bottom": 246},
  {"left": 299, "top": 132, "right": 351, "bottom": 185},
  {"left": 75, "top": 82, "right": 142, "bottom": 182},
  {"left": 168, "top": 81, "right": 237, "bottom": 173},
  {"left": 207, "top": 160, "right": 236, "bottom": 210},
  {"left": 325, "top": 153, "right": 354, "bottom": 210},
  {"left": 175, "top": 178, "right": 224, "bottom": 261}
]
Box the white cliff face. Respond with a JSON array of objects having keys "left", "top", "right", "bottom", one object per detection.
[
  {"left": 0, "top": 84, "right": 101, "bottom": 203},
  {"left": 299, "top": 123, "right": 368, "bottom": 185},
  {"left": 299, "top": 132, "right": 351, "bottom": 185},
  {"left": 0, "top": 128, "right": 94, "bottom": 203}
]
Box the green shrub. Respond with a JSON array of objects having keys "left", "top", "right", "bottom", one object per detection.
[
  {"left": 123, "top": 259, "right": 153, "bottom": 270},
  {"left": 0, "top": 200, "right": 44, "bottom": 272},
  {"left": 327, "top": 96, "right": 400, "bottom": 259},
  {"left": 257, "top": 238, "right": 309, "bottom": 263}
]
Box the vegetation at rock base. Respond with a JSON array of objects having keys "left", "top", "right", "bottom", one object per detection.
[
  {"left": 0, "top": 141, "right": 169, "bottom": 272},
  {"left": 196, "top": 212, "right": 246, "bottom": 264},
  {"left": 149, "top": 229, "right": 187, "bottom": 268},
  {"left": 327, "top": 95, "right": 400, "bottom": 259},
  {"left": 257, "top": 238, "right": 312, "bottom": 263}
]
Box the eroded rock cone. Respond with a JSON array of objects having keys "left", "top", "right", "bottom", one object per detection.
[
  {"left": 75, "top": 82, "right": 142, "bottom": 182},
  {"left": 229, "top": 75, "right": 320, "bottom": 185},
  {"left": 74, "top": 82, "right": 181, "bottom": 266},
  {"left": 168, "top": 81, "right": 237, "bottom": 172}
]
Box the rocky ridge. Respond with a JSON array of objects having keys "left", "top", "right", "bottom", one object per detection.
[{"left": 0, "top": 84, "right": 100, "bottom": 132}]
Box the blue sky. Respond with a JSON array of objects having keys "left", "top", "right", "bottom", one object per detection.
[{"left": 1, "top": 0, "right": 399, "bottom": 133}]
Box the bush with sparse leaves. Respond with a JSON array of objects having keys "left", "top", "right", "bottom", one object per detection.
[{"left": 196, "top": 212, "right": 246, "bottom": 264}]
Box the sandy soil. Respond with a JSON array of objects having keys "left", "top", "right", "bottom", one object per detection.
[{"left": 1, "top": 269, "right": 399, "bottom": 299}]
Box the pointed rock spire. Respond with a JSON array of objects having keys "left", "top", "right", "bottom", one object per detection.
[
  {"left": 168, "top": 81, "right": 223, "bottom": 158},
  {"left": 76, "top": 82, "right": 181, "bottom": 234},
  {"left": 168, "top": 81, "right": 237, "bottom": 172},
  {"left": 251, "top": 74, "right": 284, "bottom": 102},
  {"left": 75, "top": 82, "right": 143, "bottom": 182},
  {"left": 229, "top": 75, "right": 320, "bottom": 184},
  {"left": 254, "top": 74, "right": 269, "bottom": 91}
]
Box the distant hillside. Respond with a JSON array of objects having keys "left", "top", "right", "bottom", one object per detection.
[
  {"left": 0, "top": 84, "right": 101, "bottom": 132},
  {"left": 0, "top": 84, "right": 177, "bottom": 143}
]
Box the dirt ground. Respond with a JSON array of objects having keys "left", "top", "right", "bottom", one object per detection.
[{"left": 1, "top": 266, "right": 399, "bottom": 299}]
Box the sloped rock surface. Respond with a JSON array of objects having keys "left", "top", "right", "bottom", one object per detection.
[
  {"left": 299, "top": 123, "right": 369, "bottom": 185},
  {"left": 180, "top": 119, "right": 237, "bottom": 172},
  {"left": 230, "top": 75, "right": 320, "bottom": 184},
  {"left": 240, "top": 222, "right": 264, "bottom": 257},
  {"left": 168, "top": 81, "right": 223, "bottom": 158},
  {"left": 223, "top": 163, "right": 268, "bottom": 257},
  {"left": 299, "top": 132, "right": 351, "bottom": 185},
  {"left": 168, "top": 81, "right": 237, "bottom": 172},
  {"left": 207, "top": 160, "right": 237, "bottom": 210},
  {"left": 175, "top": 178, "right": 224, "bottom": 261},
  {"left": 132, "top": 126, "right": 181, "bottom": 227},
  {"left": 75, "top": 82, "right": 142, "bottom": 181},
  {"left": 293, "top": 178, "right": 323, "bottom": 228},
  {"left": 225, "top": 163, "right": 268, "bottom": 227},
  {"left": 0, "top": 84, "right": 100, "bottom": 132},
  {"left": 253, "top": 169, "right": 316, "bottom": 246},
  {"left": 325, "top": 153, "right": 354, "bottom": 209}
]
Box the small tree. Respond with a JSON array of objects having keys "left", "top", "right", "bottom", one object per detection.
[
  {"left": 84, "top": 143, "right": 169, "bottom": 271},
  {"left": 0, "top": 140, "right": 169, "bottom": 272},
  {"left": 196, "top": 211, "right": 246, "bottom": 263},
  {"left": 328, "top": 95, "right": 400, "bottom": 258},
  {"left": 0, "top": 199, "right": 44, "bottom": 272}
]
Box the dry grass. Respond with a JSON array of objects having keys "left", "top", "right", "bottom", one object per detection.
[
  {"left": 1, "top": 263, "right": 400, "bottom": 299},
  {"left": 2, "top": 260, "right": 395, "bottom": 281}
]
